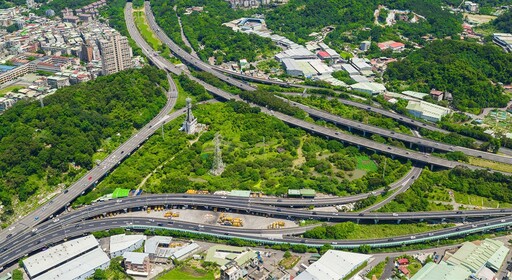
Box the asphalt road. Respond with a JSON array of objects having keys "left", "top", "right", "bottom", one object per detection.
[
  {"left": 280, "top": 92, "right": 512, "bottom": 157},
  {"left": 1, "top": 211, "right": 512, "bottom": 270}
]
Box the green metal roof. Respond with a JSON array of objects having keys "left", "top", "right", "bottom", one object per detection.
[
  {"left": 300, "top": 189, "right": 316, "bottom": 196},
  {"left": 112, "top": 188, "right": 130, "bottom": 198},
  {"left": 288, "top": 189, "right": 301, "bottom": 195},
  {"left": 411, "top": 262, "right": 471, "bottom": 280},
  {"left": 228, "top": 190, "right": 251, "bottom": 197},
  {"left": 446, "top": 239, "right": 506, "bottom": 273}
]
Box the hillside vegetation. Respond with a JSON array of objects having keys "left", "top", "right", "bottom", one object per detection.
[
  {"left": 267, "top": 0, "right": 462, "bottom": 44},
  {"left": 385, "top": 40, "right": 512, "bottom": 113},
  {"left": 0, "top": 67, "right": 167, "bottom": 222},
  {"left": 493, "top": 10, "right": 512, "bottom": 33}
]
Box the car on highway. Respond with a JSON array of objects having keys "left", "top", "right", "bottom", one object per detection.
[
  {"left": 8, "top": 226, "right": 15, "bottom": 231},
  {"left": 392, "top": 213, "right": 398, "bottom": 217},
  {"left": 410, "top": 235, "right": 416, "bottom": 239}
]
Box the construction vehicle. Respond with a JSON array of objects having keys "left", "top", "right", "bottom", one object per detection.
[{"left": 218, "top": 214, "right": 243, "bottom": 227}]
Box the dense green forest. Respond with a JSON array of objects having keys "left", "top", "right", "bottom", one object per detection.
[
  {"left": 380, "top": 168, "right": 512, "bottom": 212},
  {"left": 0, "top": 67, "right": 168, "bottom": 222},
  {"left": 266, "top": 0, "right": 462, "bottom": 45},
  {"left": 0, "top": 0, "right": 24, "bottom": 9},
  {"left": 385, "top": 40, "right": 512, "bottom": 113},
  {"left": 493, "top": 10, "right": 512, "bottom": 33},
  {"left": 151, "top": 0, "right": 279, "bottom": 63}
]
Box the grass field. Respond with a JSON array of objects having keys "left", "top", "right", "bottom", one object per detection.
[
  {"left": 468, "top": 157, "right": 512, "bottom": 173},
  {"left": 158, "top": 267, "right": 215, "bottom": 280},
  {"left": 356, "top": 156, "right": 378, "bottom": 172},
  {"left": 453, "top": 191, "right": 512, "bottom": 208},
  {"left": 367, "top": 259, "right": 387, "bottom": 279},
  {"left": 345, "top": 223, "right": 452, "bottom": 239},
  {"left": 279, "top": 255, "right": 301, "bottom": 269},
  {"left": 0, "top": 85, "right": 24, "bottom": 97},
  {"left": 133, "top": 9, "right": 172, "bottom": 59}
]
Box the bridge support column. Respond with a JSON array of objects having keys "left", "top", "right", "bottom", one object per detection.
[
  {"left": 391, "top": 155, "right": 395, "bottom": 160},
  {"left": 356, "top": 219, "right": 360, "bottom": 224},
  {"left": 374, "top": 219, "right": 379, "bottom": 224},
  {"left": 431, "top": 147, "right": 435, "bottom": 153},
  {"left": 430, "top": 164, "right": 434, "bottom": 170},
  {"left": 409, "top": 142, "right": 413, "bottom": 149},
  {"left": 363, "top": 131, "right": 366, "bottom": 137},
  {"left": 397, "top": 219, "right": 401, "bottom": 224},
  {"left": 357, "top": 145, "right": 361, "bottom": 150},
  {"left": 420, "top": 218, "right": 424, "bottom": 222},
  {"left": 462, "top": 217, "right": 466, "bottom": 223},
  {"left": 442, "top": 218, "right": 446, "bottom": 223},
  {"left": 348, "top": 127, "right": 351, "bottom": 132}
]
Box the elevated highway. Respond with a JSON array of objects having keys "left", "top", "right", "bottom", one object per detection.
[{"left": 142, "top": 2, "right": 512, "bottom": 170}]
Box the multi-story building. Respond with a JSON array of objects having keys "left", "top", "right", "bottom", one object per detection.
[
  {"left": 123, "top": 252, "right": 150, "bottom": 277},
  {"left": 98, "top": 33, "right": 133, "bottom": 75}
]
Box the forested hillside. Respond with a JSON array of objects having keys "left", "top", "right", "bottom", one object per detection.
[
  {"left": 266, "top": 0, "right": 462, "bottom": 44},
  {"left": 385, "top": 40, "right": 512, "bottom": 113},
  {"left": 0, "top": 67, "right": 167, "bottom": 221},
  {"left": 493, "top": 10, "right": 512, "bottom": 33}
]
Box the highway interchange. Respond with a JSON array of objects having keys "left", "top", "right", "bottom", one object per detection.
[{"left": 1, "top": 0, "right": 512, "bottom": 273}]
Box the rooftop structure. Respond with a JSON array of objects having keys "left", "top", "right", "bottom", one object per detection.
[
  {"left": 109, "top": 234, "right": 145, "bottom": 258},
  {"left": 377, "top": 41, "right": 406, "bottom": 52},
  {"left": 228, "top": 190, "right": 252, "bottom": 198},
  {"left": 446, "top": 239, "right": 510, "bottom": 272},
  {"left": 172, "top": 243, "right": 200, "bottom": 260},
  {"left": 112, "top": 188, "right": 130, "bottom": 198},
  {"left": 205, "top": 245, "right": 258, "bottom": 267},
  {"left": 23, "top": 235, "right": 99, "bottom": 278},
  {"left": 33, "top": 247, "right": 110, "bottom": 280},
  {"left": 144, "top": 236, "right": 174, "bottom": 258},
  {"left": 123, "top": 252, "right": 150, "bottom": 276},
  {"left": 295, "top": 250, "right": 371, "bottom": 280},
  {"left": 281, "top": 58, "right": 317, "bottom": 78},
  {"left": 402, "top": 90, "right": 428, "bottom": 100},
  {"left": 411, "top": 261, "right": 472, "bottom": 280},
  {"left": 351, "top": 82, "right": 386, "bottom": 95},
  {"left": 406, "top": 100, "right": 451, "bottom": 122}
]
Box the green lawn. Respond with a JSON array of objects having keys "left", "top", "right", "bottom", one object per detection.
[
  {"left": 158, "top": 268, "right": 215, "bottom": 280},
  {"left": 356, "top": 156, "right": 378, "bottom": 172},
  {"left": 133, "top": 10, "right": 172, "bottom": 59},
  {"left": 0, "top": 85, "right": 24, "bottom": 96},
  {"left": 453, "top": 191, "right": 512, "bottom": 208},
  {"left": 367, "top": 259, "right": 387, "bottom": 279}
]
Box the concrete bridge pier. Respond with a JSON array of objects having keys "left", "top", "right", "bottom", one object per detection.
[
  {"left": 396, "top": 219, "right": 401, "bottom": 224},
  {"left": 374, "top": 219, "right": 379, "bottom": 224},
  {"left": 356, "top": 218, "right": 360, "bottom": 224},
  {"left": 362, "top": 130, "right": 366, "bottom": 137},
  {"left": 409, "top": 142, "right": 413, "bottom": 149}
]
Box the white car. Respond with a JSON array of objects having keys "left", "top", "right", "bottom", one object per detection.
[{"left": 8, "top": 227, "right": 15, "bottom": 231}]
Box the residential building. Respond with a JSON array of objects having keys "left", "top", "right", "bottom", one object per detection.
[
  {"left": 109, "top": 234, "right": 145, "bottom": 258},
  {"left": 47, "top": 76, "right": 70, "bottom": 89},
  {"left": 123, "top": 252, "right": 150, "bottom": 277},
  {"left": 360, "top": 41, "right": 371, "bottom": 51},
  {"left": 0, "top": 97, "right": 16, "bottom": 112},
  {"left": 430, "top": 89, "right": 444, "bottom": 101},
  {"left": 406, "top": 100, "right": 451, "bottom": 122},
  {"left": 98, "top": 33, "right": 133, "bottom": 75},
  {"left": 295, "top": 250, "right": 371, "bottom": 280},
  {"left": 221, "top": 262, "right": 245, "bottom": 280},
  {"left": 464, "top": 1, "right": 479, "bottom": 12}
]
